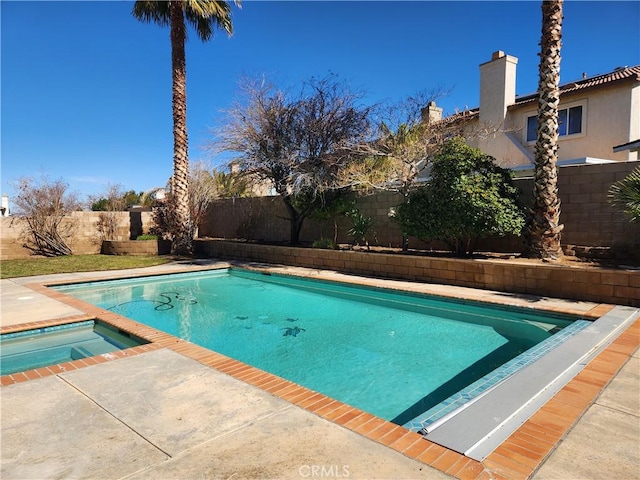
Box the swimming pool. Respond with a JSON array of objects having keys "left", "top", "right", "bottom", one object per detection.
[{"left": 53, "top": 268, "right": 590, "bottom": 430}]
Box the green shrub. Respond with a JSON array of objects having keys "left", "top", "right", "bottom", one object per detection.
[
  {"left": 312, "top": 238, "right": 338, "bottom": 249},
  {"left": 608, "top": 166, "right": 640, "bottom": 223},
  {"left": 395, "top": 137, "right": 525, "bottom": 256},
  {"left": 346, "top": 208, "right": 376, "bottom": 250},
  {"left": 136, "top": 234, "right": 159, "bottom": 241}
]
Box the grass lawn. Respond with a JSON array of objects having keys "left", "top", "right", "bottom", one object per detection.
[{"left": 0, "top": 255, "right": 173, "bottom": 279}]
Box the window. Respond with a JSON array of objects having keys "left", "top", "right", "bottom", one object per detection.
[
  {"left": 526, "top": 116, "right": 537, "bottom": 143},
  {"left": 526, "top": 105, "right": 583, "bottom": 142},
  {"left": 567, "top": 105, "right": 583, "bottom": 134}
]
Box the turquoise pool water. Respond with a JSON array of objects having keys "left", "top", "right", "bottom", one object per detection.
[
  {"left": 0, "top": 320, "right": 147, "bottom": 376},
  {"left": 53, "top": 269, "right": 588, "bottom": 428}
]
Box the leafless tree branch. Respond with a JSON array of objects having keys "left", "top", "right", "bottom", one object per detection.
[{"left": 13, "top": 176, "right": 82, "bottom": 256}]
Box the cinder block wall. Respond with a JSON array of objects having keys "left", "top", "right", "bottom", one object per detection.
[
  {"left": 556, "top": 162, "right": 639, "bottom": 247},
  {"left": 199, "top": 162, "right": 640, "bottom": 255},
  {"left": 3, "top": 162, "right": 638, "bottom": 260},
  {"left": 203, "top": 191, "right": 406, "bottom": 247},
  {"left": 0, "top": 211, "right": 154, "bottom": 260}
]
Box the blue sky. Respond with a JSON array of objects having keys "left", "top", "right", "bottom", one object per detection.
[{"left": 2, "top": 1, "right": 639, "bottom": 206}]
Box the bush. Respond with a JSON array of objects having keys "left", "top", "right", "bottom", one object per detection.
[
  {"left": 312, "top": 238, "right": 338, "bottom": 249},
  {"left": 608, "top": 166, "right": 640, "bottom": 223},
  {"left": 13, "top": 176, "right": 82, "bottom": 256},
  {"left": 92, "top": 184, "right": 135, "bottom": 241},
  {"left": 136, "top": 234, "right": 159, "bottom": 241},
  {"left": 149, "top": 193, "right": 187, "bottom": 243},
  {"left": 395, "top": 137, "right": 525, "bottom": 256},
  {"left": 346, "top": 208, "right": 376, "bottom": 250}
]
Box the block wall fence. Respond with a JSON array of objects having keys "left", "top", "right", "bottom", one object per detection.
[
  {"left": 0, "top": 211, "right": 154, "bottom": 260},
  {"left": 2, "top": 162, "right": 639, "bottom": 260},
  {"left": 199, "top": 162, "right": 640, "bottom": 258}
]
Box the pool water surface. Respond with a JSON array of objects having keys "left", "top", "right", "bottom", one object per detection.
[
  {"left": 0, "top": 320, "right": 148, "bottom": 376},
  {"left": 53, "top": 269, "right": 589, "bottom": 428}
]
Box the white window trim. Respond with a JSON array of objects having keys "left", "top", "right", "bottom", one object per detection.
[{"left": 524, "top": 99, "right": 587, "bottom": 144}]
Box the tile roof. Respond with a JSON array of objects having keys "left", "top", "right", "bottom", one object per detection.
[
  {"left": 441, "top": 64, "right": 640, "bottom": 123},
  {"left": 440, "top": 108, "right": 479, "bottom": 124},
  {"left": 511, "top": 65, "right": 640, "bottom": 107}
]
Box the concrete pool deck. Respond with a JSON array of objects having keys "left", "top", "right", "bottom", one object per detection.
[{"left": 1, "top": 260, "right": 638, "bottom": 479}]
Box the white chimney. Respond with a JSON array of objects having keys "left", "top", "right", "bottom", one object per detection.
[
  {"left": 479, "top": 51, "right": 518, "bottom": 126},
  {"left": 421, "top": 101, "right": 443, "bottom": 124},
  {"left": 1, "top": 194, "right": 9, "bottom": 217}
]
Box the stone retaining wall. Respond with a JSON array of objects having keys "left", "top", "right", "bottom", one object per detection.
[
  {"left": 101, "top": 240, "right": 171, "bottom": 256},
  {"left": 194, "top": 239, "right": 640, "bottom": 307}
]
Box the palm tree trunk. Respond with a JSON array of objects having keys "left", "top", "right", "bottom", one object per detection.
[
  {"left": 524, "top": 0, "right": 564, "bottom": 260},
  {"left": 170, "top": 1, "right": 192, "bottom": 254}
]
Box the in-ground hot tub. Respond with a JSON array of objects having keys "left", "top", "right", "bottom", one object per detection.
[{"left": 1, "top": 320, "right": 148, "bottom": 376}]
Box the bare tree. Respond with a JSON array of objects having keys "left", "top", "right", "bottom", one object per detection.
[
  {"left": 90, "top": 183, "right": 127, "bottom": 241},
  {"left": 151, "top": 160, "right": 219, "bottom": 241},
  {"left": 189, "top": 160, "right": 218, "bottom": 238},
  {"left": 214, "top": 74, "right": 375, "bottom": 244},
  {"left": 340, "top": 90, "right": 460, "bottom": 250},
  {"left": 342, "top": 92, "right": 449, "bottom": 188},
  {"left": 13, "top": 176, "right": 82, "bottom": 256}
]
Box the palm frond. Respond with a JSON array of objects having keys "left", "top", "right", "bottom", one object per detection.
[
  {"left": 133, "top": 0, "right": 237, "bottom": 41},
  {"left": 132, "top": 1, "right": 170, "bottom": 25},
  {"left": 184, "top": 0, "right": 235, "bottom": 40},
  {"left": 608, "top": 166, "right": 640, "bottom": 222}
]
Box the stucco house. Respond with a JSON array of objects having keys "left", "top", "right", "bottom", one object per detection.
[{"left": 426, "top": 51, "right": 640, "bottom": 172}]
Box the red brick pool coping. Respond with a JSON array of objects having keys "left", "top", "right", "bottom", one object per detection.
[{"left": 2, "top": 270, "right": 638, "bottom": 480}]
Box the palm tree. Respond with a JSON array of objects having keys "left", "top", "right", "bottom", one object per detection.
[
  {"left": 524, "top": 0, "right": 564, "bottom": 260},
  {"left": 132, "top": 0, "right": 237, "bottom": 254}
]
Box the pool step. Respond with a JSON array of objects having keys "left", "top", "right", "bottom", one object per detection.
[{"left": 70, "top": 345, "right": 99, "bottom": 360}]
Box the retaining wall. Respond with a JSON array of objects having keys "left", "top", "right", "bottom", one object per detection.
[
  {"left": 194, "top": 239, "right": 640, "bottom": 307},
  {"left": 101, "top": 240, "right": 171, "bottom": 256}
]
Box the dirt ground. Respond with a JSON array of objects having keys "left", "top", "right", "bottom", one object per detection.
[{"left": 305, "top": 243, "right": 639, "bottom": 270}]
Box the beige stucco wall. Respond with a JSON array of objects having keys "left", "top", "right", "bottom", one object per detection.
[
  {"left": 466, "top": 117, "right": 533, "bottom": 168},
  {"left": 629, "top": 83, "right": 640, "bottom": 156},
  {"left": 509, "top": 83, "right": 637, "bottom": 164},
  {"left": 472, "top": 51, "right": 531, "bottom": 168},
  {"left": 465, "top": 82, "right": 639, "bottom": 167},
  {"left": 479, "top": 52, "right": 517, "bottom": 126}
]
